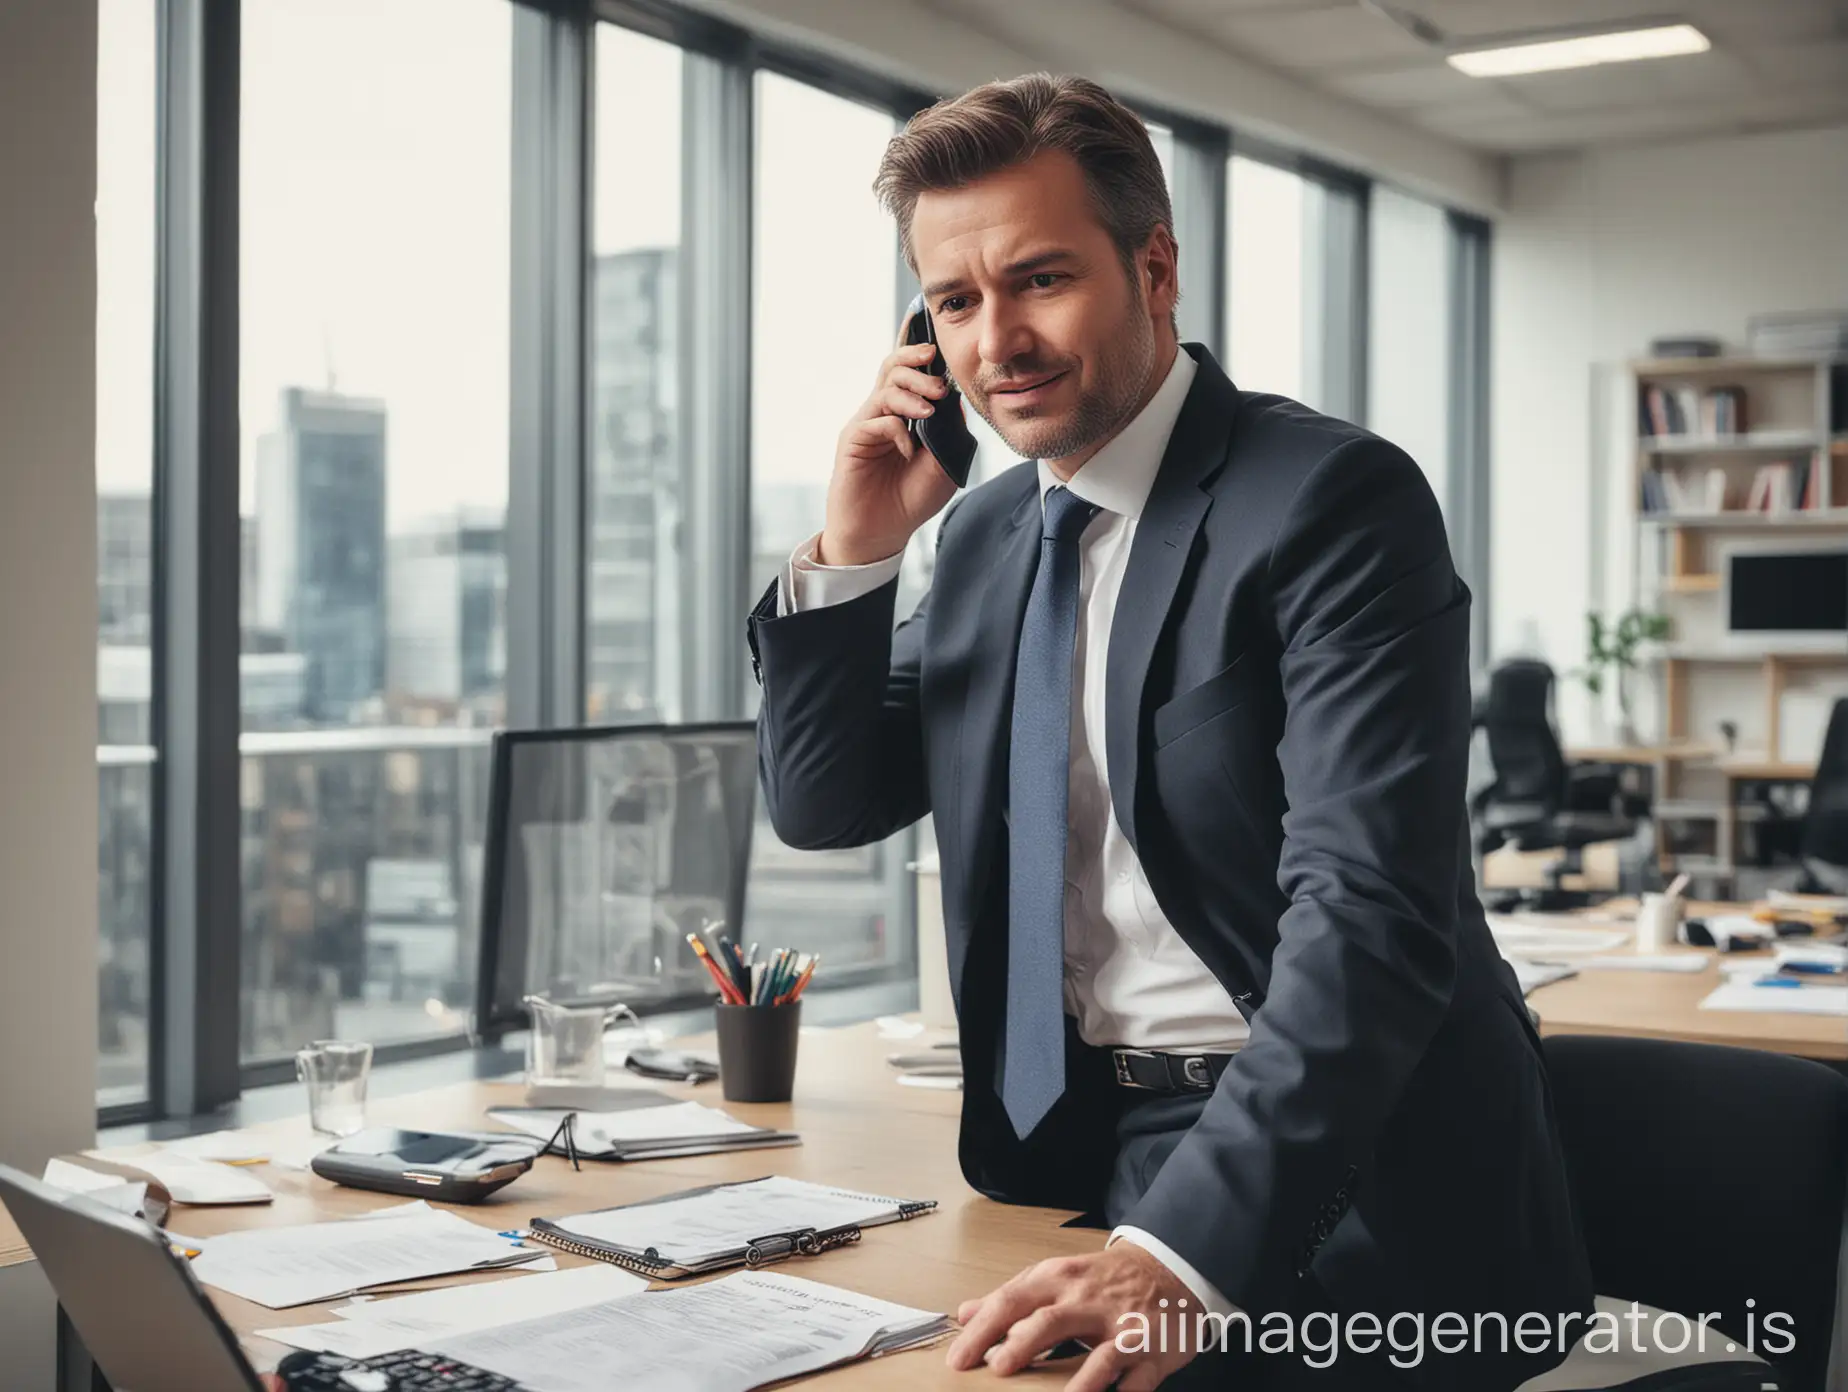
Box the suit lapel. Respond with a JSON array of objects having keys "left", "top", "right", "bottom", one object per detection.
[
  {"left": 957, "top": 484, "right": 1042, "bottom": 921},
  {"left": 1104, "top": 346, "right": 1241, "bottom": 855}
]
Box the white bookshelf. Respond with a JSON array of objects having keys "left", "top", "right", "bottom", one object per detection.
[{"left": 1630, "top": 353, "right": 1848, "bottom": 883}]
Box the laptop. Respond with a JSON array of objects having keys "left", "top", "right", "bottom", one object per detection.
[{"left": 0, "top": 1163, "right": 525, "bottom": 1391}]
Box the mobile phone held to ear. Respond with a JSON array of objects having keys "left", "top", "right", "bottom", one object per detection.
[{"left": 903, "top": 293, "right": 978, "bottom": 489}]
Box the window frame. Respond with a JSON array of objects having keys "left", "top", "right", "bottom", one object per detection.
[{"left": 118, "top": 0, "right": 1492, "bottom": 1122}]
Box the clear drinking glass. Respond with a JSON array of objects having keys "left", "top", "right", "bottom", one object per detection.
[
  {"left": 524, "top": 996, "right": 640, "bottom": 1090},
  {"left": 295, "top": 1040, "right": 373, "bottom": 1137}
]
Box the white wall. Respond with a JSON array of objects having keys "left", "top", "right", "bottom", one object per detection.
[
  {"left": 0, "top": 0, "right": 100, "bottom": 1381},
  {"left": 1491, "top": 123, "right": 1848, "bottom": 741}
]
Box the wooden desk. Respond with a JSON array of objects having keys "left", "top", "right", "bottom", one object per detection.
[
  {"left": 0, "top": 1204, "right": 28, "bottom": 1270},
  {"left": 50, "top": 1024, "right": 1085, "bottom": 1388},
  {"left": 1523, "top": 904, "right": 1846, "bottom": 1061}
]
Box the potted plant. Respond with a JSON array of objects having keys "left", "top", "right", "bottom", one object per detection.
[{"left": 1581, "top": 608, "right": 1671, "bottom": 744}]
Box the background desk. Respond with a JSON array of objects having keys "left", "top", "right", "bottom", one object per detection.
[
  {"left": 1523, "top": 904, "right": 1846, "bottom": 1060},
  {"left": 59, "top": 1023, "right": 1086, "bottom": 1389}
]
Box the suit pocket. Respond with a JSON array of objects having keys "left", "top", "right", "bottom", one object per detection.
[{"left": 1152, "top": 652, "right": 1263, "bottom": 748}]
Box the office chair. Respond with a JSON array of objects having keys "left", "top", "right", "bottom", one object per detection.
[
  {"left": 1471, "top": 658, "right": 1639, "bottom": 906},
  {"left": 472, "top": 722, "right": 759, "bottom": 1039},
  {"left": 1537, "top": 1035, "right": 1848, "bottom": 1392},
  {"left": 1798, "top": 697, "right": 1848, "bottom": 895}
]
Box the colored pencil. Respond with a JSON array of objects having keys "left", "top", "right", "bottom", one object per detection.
[{"left": 687, "top": 933, "right": 744, "bottom": 1004}]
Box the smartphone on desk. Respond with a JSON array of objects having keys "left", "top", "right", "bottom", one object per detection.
[{"left": 902, "top": 292, "right": 978, "bottom": 489}]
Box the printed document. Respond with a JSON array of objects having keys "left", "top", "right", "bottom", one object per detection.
[
  {"left": 256, "top": 1265, "right": 647, "bottom": 1360},
  {"left": 426, "top": 1271, "right": 952, "bottom": 1392},
  {"left": 188, "top": 1208, "right": 533, "bottom": 1308}
]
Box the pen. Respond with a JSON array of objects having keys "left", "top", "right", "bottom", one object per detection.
[
  {"left": 1752, "top": 976, "right": 1802, "bottom": 988},
  {"left": 688, "top": 934, "right": 745, "bottom": 1004}
]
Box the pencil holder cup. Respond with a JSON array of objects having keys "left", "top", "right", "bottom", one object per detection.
[{"left": 714, "top": 1001, "right": 801, "bottom": 1103}]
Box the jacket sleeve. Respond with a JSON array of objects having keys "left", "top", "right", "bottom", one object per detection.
[
  {"left": 1121, "top": 435, "right": 1471, "bottom": 1314},
  {"left": 746, "top": 533, "right": 939, "bottom": 852}
]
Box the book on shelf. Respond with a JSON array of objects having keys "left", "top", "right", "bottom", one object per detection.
[
  {"left": 1641, "top": 453, "right": 1823, "bottom": 516},
  {"left": 1639, "top": 382, "right": 1749, "bottom": 439},
  {"left": 1640, "top": 465, "right": 1729, "bottom": 514}
]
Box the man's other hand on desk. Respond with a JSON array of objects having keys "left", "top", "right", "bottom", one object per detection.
[{"left": 948, "top": 1242, "right": 1200, "bottom": 1390}]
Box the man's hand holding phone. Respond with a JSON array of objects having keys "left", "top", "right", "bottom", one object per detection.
[{"left": 820, "top": 329, "right": 962, "bottom": 567}]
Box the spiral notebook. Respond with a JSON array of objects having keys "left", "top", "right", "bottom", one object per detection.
[
  {"left": 487, "top": 1099, "right": 800, "bottom": 1162},
  {"left": 526, "top": 1174, "right": 937, "bottom": 1279}
]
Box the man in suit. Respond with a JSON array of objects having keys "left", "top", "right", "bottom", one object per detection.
[{"left": 747, "top": 74, "right": 1592, "bottom": 1391}]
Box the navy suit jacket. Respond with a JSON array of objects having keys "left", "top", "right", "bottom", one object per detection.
[{"left": 747, "top": 346, "right": 1591, "bottom": 1376}]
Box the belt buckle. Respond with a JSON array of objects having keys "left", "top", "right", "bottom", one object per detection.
[
  {"left": 1181, "top": 1056, "right": 1213, "bottom": 1089},
  {"left": 1113, "top": 1049, "right": 1158, "bottom": 1089}
]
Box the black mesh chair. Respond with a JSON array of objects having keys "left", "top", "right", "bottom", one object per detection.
[
  {"left": 1799, "top": 698, "right": 1848, "bottom": 895},
  {"left": 1540, "top": 1035, "right": 1848, "bottom": 1392},
  {"left": 1472, "top": 659, "right": 1638, "bottom": 892}
]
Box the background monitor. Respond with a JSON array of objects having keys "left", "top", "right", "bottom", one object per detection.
[{"left": 475, "top": 721, "right": 758, "bottom": 1039}]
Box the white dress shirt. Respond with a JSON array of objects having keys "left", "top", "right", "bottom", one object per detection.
[{"left": 775, "top": 349, "right": 1242, "bottom": 1315}]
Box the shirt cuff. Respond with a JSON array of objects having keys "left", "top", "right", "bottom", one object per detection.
[
  {"left": 1109, "top": 1226, "right": 1237, "bottom": 1318},
  {"left": 777, "top": 532, "right": 906, "bottom": 616}
]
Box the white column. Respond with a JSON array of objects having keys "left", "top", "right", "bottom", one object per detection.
[{"left": 0, "top": 0, "right": 101, "bottom": 1382}]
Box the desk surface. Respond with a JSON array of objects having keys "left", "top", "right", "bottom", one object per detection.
[
  {"left": 55, "top": 1023, "right": 1083, "bottom": 1388},
  {"left": 1523, "top": 903, "right": 1846, "bottom": 1060}
]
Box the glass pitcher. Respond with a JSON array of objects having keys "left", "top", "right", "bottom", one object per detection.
[{"left": 523, "top": 995, "right": 641, "bottom": 1090}]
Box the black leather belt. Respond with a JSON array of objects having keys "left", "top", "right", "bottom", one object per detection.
[{"left": 1109, "top": 1048, "right": 1233, "bottom": 1093}]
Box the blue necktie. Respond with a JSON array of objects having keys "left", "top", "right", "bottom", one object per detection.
[{"left": 1004, "top": 484, "right": 1100, "bottom": 1140}]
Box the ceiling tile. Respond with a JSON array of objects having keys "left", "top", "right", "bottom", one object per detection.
[
  {"left": 1416, "top": 100, "right": 1705, "bottom": 150},
  {"left": 1318, "top": 60, "right": 1485, "bottom": 107},
  {"left": 1740, "top": 36, "right": 1848, "bottom": 87},
  {"left": 1683, "top": 0, "right": 1848, "bottom": 46},
  {"left": 1501, "top": 47, "right": 1761, "bottom": 113},
  {"left": 1123, "top": 0, "right": 1343, "bottom": 18},
  {"left": 1412, "top": 0, "right": 1675, "bottom": 41},
  {"left": 1496, "top": 64, "right": 1672, "bottom": 114},
  {"left": 1213, "top": 5, "right": 1435, "bottom": 70}
]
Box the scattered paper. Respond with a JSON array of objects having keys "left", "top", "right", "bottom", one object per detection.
[
  {"left": 1766, "top": 889, "right": 1848, "bottom": 914},
  {"left": 426, "top": 1271, "right": 953, "bottom": 1392},
  {"left": 257, "top": 1264, "right": 648, "bottom": 1360},
  {"left": 41, "top": 1159, "right": 146, "bottom": 1216},
  {"left": 1574, "top": 954, "right": 1711, "bottom": 973},
  {"left": 104, "top": 1150, "right": 272, "bottom": 1205},
  {"left": 188, "top": 1208, "right": 536, "bottom": 1308},
  {"left": 163, "top": 1130, "right": 329, "bottom": 1170},
  {"left": 1486, "top": 916, "right": 1630, "bottom": 957},
  {"left": 1699, "top": 980, "right": 1848, "bottom": 1016},
  {"left": 875, "top": 1016, "right": 925, "bottom": 1039},
  {"left": 1776, "top": 943, "right": 1848, "bottom": 970}
]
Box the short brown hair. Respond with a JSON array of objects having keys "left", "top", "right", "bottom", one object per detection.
[{"left": 875, "top": 73, "right": 1176, "bottom": 319}]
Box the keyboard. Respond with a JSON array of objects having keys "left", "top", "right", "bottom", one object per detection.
[{"left": 277, "top": 1349, "right": 521, "bottom": 1391}]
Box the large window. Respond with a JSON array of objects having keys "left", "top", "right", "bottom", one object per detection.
[
  {"left": 747, "top": 71, "right": 911, "bottom": 977},
  {"left": 104, "top": 0, "right": 1487, "bottom": 1120},
  {"left": 1226, "top": 156, "right": 1311, "bottom": 406},
  {"left": 1369, "top": 186, "right": 1451, "bottom": 515},
  {"left": 95, "top": 0, "right": 158, "bottom": 1109},
  {"left": 1225, "top": 155, "right": 1364, "bottom": 419},
  {"left": 238, "top": 0, "right": 512, "bottom": 1065},
  {"left": 587, "top": 25, "right": 685, "bottom": 725},
  {"left": 749, "top": 73, "right": 898, "bottom": 604}
]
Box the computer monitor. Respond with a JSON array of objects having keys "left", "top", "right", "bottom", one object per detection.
[
  {"left": 473, "top": 722, "right": 758, "bottom": 1039},
  {"left": 0, "top": 1163, "right": 262, "bottom": 1392},
  {"left": 1726, "top": 550, "right": 1848, "bottom": 637}
]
